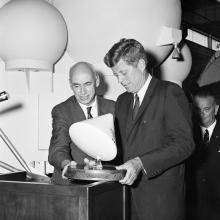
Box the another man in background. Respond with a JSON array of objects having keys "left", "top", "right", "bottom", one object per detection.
[
  {"left": 187, "top": 88, "right": 220, "bottom": 220},
  {"left": 104, "top": 38, "right": 195, "bottom": 220},
  {"left": 48, "top": 61, "right": 115, "bottom": 184}
]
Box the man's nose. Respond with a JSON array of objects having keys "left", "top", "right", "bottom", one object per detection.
[
  {"left": 118, "top": 75, "right": 124, "bottom": 84},
  {"left": 80, "top": 87, "right": 86, "bottom": 94},
  {"left": 199, "top": 110, "right": 205, "bottom": 116}
]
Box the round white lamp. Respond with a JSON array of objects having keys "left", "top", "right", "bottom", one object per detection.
[
  {"left": 0, "top": 0, "right": 68, "bottom": 71},
  {"left": 54, "top": 0, "right": 181, "bottom": 66}
]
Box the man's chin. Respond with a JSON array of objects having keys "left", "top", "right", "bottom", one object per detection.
[
  {"left": 201, "top": 121, "right": 211, "bottom": 128},
  {"left": 79, "top": 99, "right": 93, "bottom": 105},
  {"left": 80, "top": 100, "right": 90, "bottom": 105},
  {"left": 124, "top": 87, "right": 133, "bottom": 93}
]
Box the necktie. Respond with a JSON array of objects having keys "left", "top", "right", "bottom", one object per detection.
[
  {"left": 203, "top": 129, "right": 209, "bottom": 145},
  {"left": 87, "top": 106, "right": 93, "bottom": 119},
  {"left": 133, "top": 94, "right": 140, "bottom": 120}
]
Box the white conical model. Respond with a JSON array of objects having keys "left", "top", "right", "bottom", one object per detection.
[{"left": 69, "top": 113, "right": 117, "bottom": 161}]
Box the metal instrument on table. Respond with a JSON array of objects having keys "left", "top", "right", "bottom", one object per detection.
[
  {"left": 0, "top": 128, "right": 50, "bottom": 182},
  {"left": 0, "top": 91, "right": 9, "bottom": 102}
]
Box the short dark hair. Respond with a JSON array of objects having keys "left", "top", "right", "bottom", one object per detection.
[
  {"left": 192, "top": 87, "right": 217, "bottom": 108},
  {"left": 104, "top": 38, "right": 148, "bottom": 68},
  {"left": 193, "top": 87, "right": 216, "bottom": 100}
]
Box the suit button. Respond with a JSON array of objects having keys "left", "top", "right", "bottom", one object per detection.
[{"left": 202, "top": 178, "right": 206, "bottom": 182}]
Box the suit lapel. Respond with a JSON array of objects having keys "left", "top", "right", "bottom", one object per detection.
[
  {"left": 209, "top": 121, "right": 220, "bottom": 144},
  {"left": 97, "top": 96, "right": 103, "bottom": 116},
  {"left": 125, "top": 94, "right": 135, "bottom": 137},
  {"left": 126, "top": 77, "right": 158, "bottom": 138},
  {"left": 70, "top": 96, "right": 86, "bottom": 121},
  {"left": 135, "top": 77, "right": 158, "bottom": 121}
]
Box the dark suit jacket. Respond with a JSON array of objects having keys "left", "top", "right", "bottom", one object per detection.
[
  {"left": 115, "top": 77, "right": 194, "bottom": 220},
  {"left": 48, "top": 95, "right": 115, "bottom": 185},
  {"left": 187, "top": 120, "right": 220, "bottom": 220}
]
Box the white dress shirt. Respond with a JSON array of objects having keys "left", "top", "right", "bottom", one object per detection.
[
  {"left": 134, "top": 74, "right": 152, "bottom": 106},
  {"left": 201, "top": 120, "right": 217, "bottom": 141},
  {"left": 78, "top": 97, "right": 98, "bottom": 119}
]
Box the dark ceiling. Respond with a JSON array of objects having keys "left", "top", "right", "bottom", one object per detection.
[
  {"left": 180, "top": 0, "right": 220, "bottom": 94},
  {"left": 182, "top": 0, "right": 220, "bottom": 40}
]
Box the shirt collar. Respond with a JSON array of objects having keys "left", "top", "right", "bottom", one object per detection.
[
  {"left": 78, "top": 96, "right": 97, "bottom": 117},
  {"left": 136, "top": 74, "right": 152, "bottom": 105},
  {"left": 201, "top": 119, "right": 217, "bottom": 138}
]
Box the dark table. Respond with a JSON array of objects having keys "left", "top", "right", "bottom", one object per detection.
[{"left": 0, "top": 172, "right": 129, "bottom": 220}]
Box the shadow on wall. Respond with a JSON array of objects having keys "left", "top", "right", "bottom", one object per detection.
[
  {"left": 96, "top": 71, "right": 109, "bottom": 97},
  {"left": 146, "top": 49, "right": 159, "bottom": 75},
  {"left": 0, "top": 103, "right": 23, "bottom": 116}
]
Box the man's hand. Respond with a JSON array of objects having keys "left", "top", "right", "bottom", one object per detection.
[
  {"left": 61, "top": 161, "right": 77, "bottom": 179},
  {"left": 116, "top": 157, "right": 143, "bottom": 185}
]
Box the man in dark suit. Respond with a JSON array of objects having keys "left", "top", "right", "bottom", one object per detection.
[
  {"left": 187, "top": 88, "right": 220, "bottom": 220},
  {"left": 104, "top": 38, "right": 195, "bottom": 220},
  {"left": 48, "top": 61, "right": 115, "bottom": 185}
]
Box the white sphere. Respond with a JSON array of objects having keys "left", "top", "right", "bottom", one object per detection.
[
  {"left": 0, "top": 0, "right": 68, "bottom": 71},
  {"left": 54, "top": 0, "right": 181, "bottom": 66}
]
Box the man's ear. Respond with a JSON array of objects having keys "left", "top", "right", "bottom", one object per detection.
[
  {"left": 69, "top": 79, "right": 73, "bottom": 89},
  {"left": 95, "top": 73, "right": 100, "bottom": 87},
  {"left": 137, "top": 59, "right": 146, "bottom": 72}
]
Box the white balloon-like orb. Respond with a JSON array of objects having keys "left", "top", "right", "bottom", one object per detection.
[
  {"left": 54, "top": 0, "right": 181, "bottom": 65},
  {"left": 0, "top": 0, "right": 68, "bottom": 71}
]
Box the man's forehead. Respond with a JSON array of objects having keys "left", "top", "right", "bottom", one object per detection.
[
  {"left": 71, "top": 68, "right": 95, "bottom": 79},
  {"left": 112, "top": 59, "right": 131, "bottom": 71},
  {"left": 196, "top": 96, "right": 214, "bottom": 101},
  {"left": 195, "top": 96, "right": 215, "bottom": 106}
]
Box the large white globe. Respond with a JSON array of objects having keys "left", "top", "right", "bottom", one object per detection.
[{"left": 54, "top": 0, "right": 181, "bottom": 66}]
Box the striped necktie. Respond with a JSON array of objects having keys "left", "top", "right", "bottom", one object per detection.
[
  {"left": 203, "top": 129, "right": 209, "bottom": 145},
  {"left": 132, "top": 94, "right": 140, "bottom": 120}
]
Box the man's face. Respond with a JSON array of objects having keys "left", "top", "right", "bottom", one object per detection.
[
  {"left": 70, "top": 69, "right": 98, "bottom": 106},
  {"left": 111, "top": 59, "right": 146, "bottom": 93},
  {"left": 194, "top": 96, "right": 218, "bottom": 127}
]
